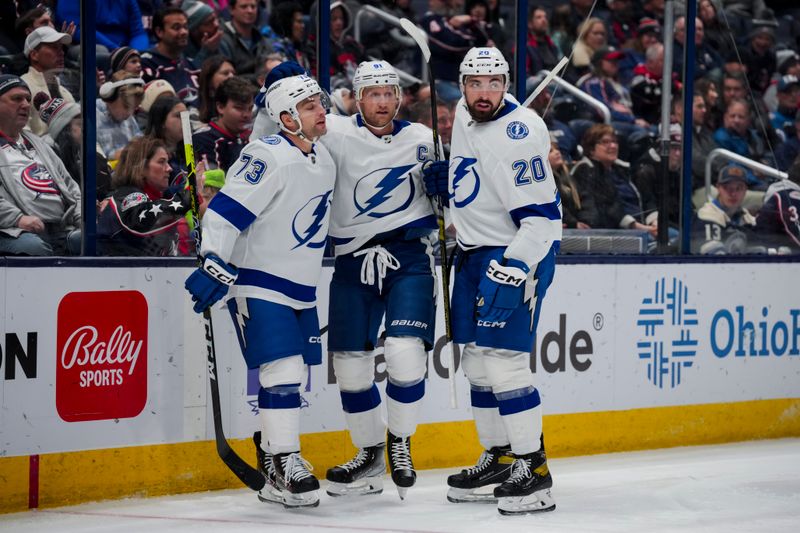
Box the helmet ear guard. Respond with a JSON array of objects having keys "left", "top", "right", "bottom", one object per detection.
[{"left": 458, "top": 47, "right": 510, "bottom": 92}]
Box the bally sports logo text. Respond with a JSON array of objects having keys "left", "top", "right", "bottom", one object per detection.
[{"left": 56, "top": 291, "right": 148, "bottom": 422}]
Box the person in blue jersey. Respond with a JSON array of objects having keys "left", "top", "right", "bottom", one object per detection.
[
  {"left": 319, "top": 60, "right": 438, "bottom": 500},
  {"left": 185, "top": 74, "right": 335, "bottom": 509},
  {"left": 422, "top": 47, "right": 561, "bottom": 515}
]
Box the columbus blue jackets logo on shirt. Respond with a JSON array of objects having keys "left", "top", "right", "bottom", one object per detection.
[
  {"left": 292, "top": 189, "right": 332, "bottom": 249},
  {"left": 506, "top": 121, "right": 529, "bottom": 140},
  {"left": 353, "top": 164, "right": 416, "bottom": 218},
  {"left": 21, "top": 163, "right": 59, "bottom": 195},
  {"left": 450, "top": 156, "right": 480, "bottom": 208}
]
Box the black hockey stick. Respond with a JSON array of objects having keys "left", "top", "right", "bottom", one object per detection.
[
  {"left": 399, "top": 18, "right": 457, "bottom": 408},
  {"left": 181, "top": 111, "right": 266, "bottom": 491}
]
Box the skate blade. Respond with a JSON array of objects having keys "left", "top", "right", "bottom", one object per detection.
[
  {"left": 395, "top": 485, "right": 409, "bottom": 500},
  {"left": 326, "top": 477, "right": 384, "bottom": 497},
  {"left": 257, "top": 483, "right": 284, "bottom": 505},
  {"left": 497, "top": 489, "right": 556, "bottom": 515},
  {"left": 282, "top": 489, "right": 320, "bottom": 509},
  {"left": 446, "top": 486, "right": 498, "bottom": 504}
]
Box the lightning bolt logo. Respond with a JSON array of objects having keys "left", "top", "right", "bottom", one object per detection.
[
  {"left": 524, "top": 278, "right": 538, "bottom": 332},
  {"left": 451, "top": 157, "right": 480, "bottom": 208},
  {"left": 292, "top": 189, "right": 332, "bottom": 249},
  {"left": 353, "top": 164, "right": 416, "bottom": 218}
]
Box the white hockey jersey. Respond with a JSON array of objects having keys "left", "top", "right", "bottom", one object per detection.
[
  {"left": 449, "top": 97, "right": 562, "bottom": 266},
  {"left": 200, "top": 133, "right": 335, "bottom": 309},
  {"left": 320, "top": 114, "right": 436, "bottom": 255}
]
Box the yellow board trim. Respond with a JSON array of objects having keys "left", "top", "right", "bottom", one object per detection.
[{"left": 2, "top": 398, "right": 799, "bottom": 514}]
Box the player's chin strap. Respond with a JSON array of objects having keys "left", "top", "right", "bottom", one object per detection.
[
  {"left": 278, "top": 117, "right": 321, "bottom": 144},
  {"left": 353, "top": 245, "right": 400, "bottom": 292}
]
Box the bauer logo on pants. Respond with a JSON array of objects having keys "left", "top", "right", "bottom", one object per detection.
[{"left": 56, "top": 291, "right": 148, "bottom": 422}]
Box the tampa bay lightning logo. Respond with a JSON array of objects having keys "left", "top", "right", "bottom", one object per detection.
[
  {"left": 506, "top": 121, "right": 529, "bottom": 140},
  {"left": 259, "top": 135, "right": 281, "bottom": 145},
  {"left": 450, "top": 156, "right": 480, "bottom": 208},
  {"left": 353, "top": 164, "right": 416, "bottom": 218},
  {"left": 292, "top": 189, "right": 332, "bottom": 249}
]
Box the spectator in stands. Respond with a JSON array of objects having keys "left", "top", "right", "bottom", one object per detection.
[
  {"left": 140, "top": 79, "right": 177, "bottom": 116},
  {"left": 56, "top": 0, "right": 147, "bottom": 51},
  {"left": 580, "top": 46, "right": 648, "bottom": 135},
  {"left": 219, "top": 0, "right": 274, "bottom": 80},
  {"left": 673, "top": 16, "right": 722, "bottom": 82},
  {"left": 97, "top": 136, "right": 192, "bottom": 256},
  {"left": 182, "top": 0, "right": 224, "bottom": 67},
  {"left": 358, "top": 0, "right": 421, "bottom": 78},
  {"left": 141, "top": 7, "right": 201, "bottom": 107},
  {"left": 763, "top": 51, "right": 800, "bottom": 113},
  {"left": 96, "top": 71, "right": 144, "bottom": 160},
  {"left": 775, "top": 110, "right": 800, "bottom": 171},
  {"left": 770, "top": 75, "right": 800, "bottom": 140},
  {"left": 630, "top": 43, "right": 679, "bottom": 126},
  {"left": 569, "top": 0, "right": 605, "bottom": 32},
  {"left": 569, "top": 17, "right": 607, "bottom": 82},
  {"left": 0, "top": 75, "right": 81, "bottom": 256},
  {"left": 692, "top": 164, "right": 756, "bottom": 254},
  {"left": 525, "top": 72, "right": 577, "bottom": 159},
  {"left": 755, "top": 159, "right": 800, "bottom": 252},
  {"left": 411, "top": 99, "right": 454, "bottom": 154},
  {"left": 604, "top": 0, "right": 637, "bottom": 49},
  {"left": 466, "top": 0, "right": 502, "bottom": 49},
  {"left": 632, "top": 124, "right": 682, "bottom": 228},
  {"left": 689, "top": 90, "right": 721, "bottom": 191},
  {"left": 192, "top": 76, "right": 255, "bottom": 172},
  {"left": 197, "top": 55, "right": 236, "bottom": 124},
  {"left": 21, "top": 26, "right": 75, "bottom": 136},
  {"left": 33, "top": 93, "right": 81, "bottom": 184},
  {"left": 740, "top": 23, "right": 777, "bottom": 96},
  {"left": 328, "top": 1, "right": 364, "bottom": 87},
  {"left": 269, "top": 1, "right": 314, "bottom": 74},
  {"left": 549, "top": 136, "right": 585, "bottom": 229},
  {"left": 641, "top": 0, "right": 665, "bottom": 23},
  {"left": 571, "top": 124, "right": 655, "bottom": 236},
  {"left": 698, "top": 0, "right": 731, "bottom": 60},
  {"left": 109, "top": 46, "right": 142, "bottom": 79},
  {"left": 619, "top": 18, "right": 660, "bottom": 85},
  {"left": 550, "top": 4, "right": 575, "bottom": 56},
  {"left": 526, "top": 5, "right": 560, "bottom": 76},
  {"left": 706, "top": 73, "right": 744, "bottom": 130},
  {"left": 713, "top": 98, "right": 768, "bottom": 190},
  {"left": 144, "top": 94, "right": 189, "bottom": 186}
]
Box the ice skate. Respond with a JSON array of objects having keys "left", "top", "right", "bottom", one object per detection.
[
  {"left": 253, "top": 431, "right": 283, "bottom": 505},
  {"left": 494, "top": 451, "right": 556, "bottom": 515},
  {"left": 326, "top": 444, "right": 386, "bottom": 497},
  {"left": 387, "top": 431, "right": 415, "bottom": 500},
  {"left": 446, "top": 445, "right": 514, "bottom": 503},
  {"left": 272, "top": 451, "right": 320, "bottom": 508}
]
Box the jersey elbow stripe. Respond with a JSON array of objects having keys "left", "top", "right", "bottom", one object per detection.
[
  {"left": 509, "top": 199, "right": 562, "bottom": 226},
  {"left": 236, "top": 268, "right": 316, "bottom": 302},
  {"left": 208, "top": 191, "right": 257, "bottom": 231}
]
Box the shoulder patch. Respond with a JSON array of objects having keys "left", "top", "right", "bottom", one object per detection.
[
  {"left": 506, "top": 121, "right": 529, "bottom": 140},
  {"left": 259, "top": 135, "right": 282, "bottom": 145},
  {"left": 120, "top": 192, "right": 148, "bottom": 211}
]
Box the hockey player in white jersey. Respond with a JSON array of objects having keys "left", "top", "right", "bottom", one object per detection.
[
  {"left": 319, "top": 60, "right": 437, "bottom": 500},
  {"left": 185, "top": 74, "right": 335, "bottom": 509},
  {"left": 422, "top": 47, "right": 561, "bottom": 515}
]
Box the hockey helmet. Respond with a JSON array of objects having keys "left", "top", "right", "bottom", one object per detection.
[
  {"left": 459, "top": 47, "right": 510, "bottom": 92},
  {"left": 352, "top": 60, "right": 401, "bottom": 100},
  {"left": 265, "top": 74, "right": 328, "bottom": 129}
]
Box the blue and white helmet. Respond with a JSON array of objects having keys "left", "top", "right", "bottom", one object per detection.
[
  {"left": 265, "top": 74, "right": 325, "bottom": 127},
  {"left": 352, "top": 60, "right": 401, "bottom": 100},
  {"left": 459, "top": 47, "right": 510, "bottom": 92}
]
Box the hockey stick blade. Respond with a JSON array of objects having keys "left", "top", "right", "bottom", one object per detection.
[
  {"left": 400, "top": 18, "right": 430, "bottom": 63},
  {"left": 522, "top": 56, "right": 570, "bottom": 109}
]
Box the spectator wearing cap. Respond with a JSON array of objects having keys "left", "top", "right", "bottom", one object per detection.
[
  {"left": 219, "top": 0, "right": 275, "bottom": 80},
  {"left": 740, "top": 23, "right": 777, "bottom": 95},
  {"left": 140, "top": 7, "right": 201, "bottom": 108},
  {"left": 769, "top": 75, "right": 800, "bottom": 138},
  {"left": 630, "top": 43, "right": 681, "bottom": 126},
  {"left": 526, "top": 5, "right": 560, "bottom": 76},
  {"left": 109, "top": 46, "right": 142, "bottom": 77},
  {"left": 692, "top": 164, "right": 757, "bottom": 255},
  {"left": 604, "top": 0, "right": 637, "bottom": 49},
  {"left": 579, "top": 46, "right": 649, "bottom": 136},
  {"left": 672, "top": 16, "right": 722, "bottom": 82},
  {"left": 20, "top": 26, "right": 75, "bottom": 136},
  {"left": 32, "top": 92, "right": 82, "bottom": 183},
  {"left": 182, "top": 0, "right": 223, "bottom": 67},
  {"left": 97, "top": 71, "right": 145, "bottom": 160},
  {"left": 774, "top": 111, "right": 800, "bottom": 172},
  {"left": 619, "top": 17, "right": 660, "bottom": 85},
  {"left": 763, "top": 51, "right": 800, "bottom": 114},
  {"left": 0, "top": 75, "right": 82, "bottom": 256}
]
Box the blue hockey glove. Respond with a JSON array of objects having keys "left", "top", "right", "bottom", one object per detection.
[
  {"left": 185, "top": 254, "right": 238, "bottom": 313},
  {"left": 477, "top": 256, "right": 530, "bottom": 322},
  {"left": 255, "top": 61, "right": 307, "bottom": 108},
  {"left": 421, "top": 160, "right": 450, "bottom": 206}
]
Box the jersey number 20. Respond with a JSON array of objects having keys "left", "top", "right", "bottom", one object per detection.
[
  {"left": 512, "top": 156, "right": 545, "bottom": 186},
  {"left": 235, "top": 153, "right": 267, "bottom": 184}
]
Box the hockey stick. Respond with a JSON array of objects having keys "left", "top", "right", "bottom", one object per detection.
[
  {"left": 521, "top": 56, "right": 569, "bottom": 109},
  {"left": 399, "top": 18, "right": 457, "bottom": 409},
  {"left": 181, "top": 111, "right": 266, "bottom": 491}
]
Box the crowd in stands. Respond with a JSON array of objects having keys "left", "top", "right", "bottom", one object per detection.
[{"left": 0, "top": 0, "right": 799, "bottom": 257}]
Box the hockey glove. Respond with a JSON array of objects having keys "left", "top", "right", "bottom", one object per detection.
[
  {"left": 477, "top": 256, "right": 530, "bottom": 322},
  {"left": 185, "top": 254, "right": 238, "bottom": 313},
  {"left": 421, "top": 160, "right": 450, "bottom": 206}
]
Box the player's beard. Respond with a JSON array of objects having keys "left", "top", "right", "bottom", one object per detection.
[{"left": 466, "top": 98, "right": 500, "bottom": 122}]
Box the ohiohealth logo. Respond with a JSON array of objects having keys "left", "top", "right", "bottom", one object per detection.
[{"left": 636, "top": 277, "right": 699, "bottom": 388}]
